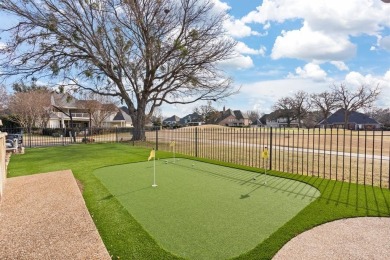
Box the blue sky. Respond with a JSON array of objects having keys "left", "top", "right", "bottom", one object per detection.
[
  {"left": 164, "top": 0, "right": 390, "bottom": 117},
  {"left": 1, "top": 0, "right": 390, "bottom": 118}
]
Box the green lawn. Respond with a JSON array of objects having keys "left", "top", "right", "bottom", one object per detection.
[
  {"left": 6, "top": 143, "right": 390, "bottom": 259},
  {"left": 94, "top": 159, "right": 319, "bottom": 259}
]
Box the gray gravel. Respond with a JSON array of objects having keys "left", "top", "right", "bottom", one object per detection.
[
  {"left": 273, "top": 217, "right": 390, "bottom": 260},
  {"left": 0, "top": 170, "right": 110, "bottom": 260}
]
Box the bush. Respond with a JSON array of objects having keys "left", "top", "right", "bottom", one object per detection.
[{"left": 82, "top": 137, "right": 95, "bottom": 143}]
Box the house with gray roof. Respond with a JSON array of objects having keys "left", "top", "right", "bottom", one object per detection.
[
  {"left": 317, "top": 108, "right": 381, "bottom": 130},
  {"left": 163, "top": 115, "right": 181, "bottom": 126},
  {"left": 179, "top": 113, "right": 203, "bottom": 126},
  {"left": 212, "top": 108, "right": 251, "bottom": 127}
]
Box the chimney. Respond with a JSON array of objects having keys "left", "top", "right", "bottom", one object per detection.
[{"left": 223, "top": 106, "right": 225, "bottom": 112}]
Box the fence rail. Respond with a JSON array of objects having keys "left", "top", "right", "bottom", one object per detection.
[{"left": 1, "top": 126, "right": 389, "bottom": 189}]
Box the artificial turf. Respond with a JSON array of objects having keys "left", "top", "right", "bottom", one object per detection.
[
  {"left": 6, "top": 143, "right": 390, "bottom": 259},
  {"left": 94, "top": 158, "right": 319, "bottom": 259}
]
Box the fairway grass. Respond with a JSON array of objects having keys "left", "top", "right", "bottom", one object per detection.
[{"left": 94, "top": 159, "right": 320, "bottom": 259}]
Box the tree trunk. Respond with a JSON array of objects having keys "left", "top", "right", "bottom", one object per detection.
[
  {"left": 344, "top": 110, "right": 350, "bottom": 129},
  {"left": 131, "top": 112, "right": 146, "bottom": 141}
]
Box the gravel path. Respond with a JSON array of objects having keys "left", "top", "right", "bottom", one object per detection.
[
  {"left": 0, "top": 170, "right": 110, "bottom": 260},
  {"left": 273, "top": 217, "right": 390, "bottom": 260}
]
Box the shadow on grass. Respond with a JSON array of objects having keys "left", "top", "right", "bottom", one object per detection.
[
  {"left": 99, "top": 186, "right": 152, "bottom": 201},
  {"left": 240, "top": 185, "right": 263, "bottom": 199},
  {"left": 314, "top": 179, "right": 390, "bottom": 215}
]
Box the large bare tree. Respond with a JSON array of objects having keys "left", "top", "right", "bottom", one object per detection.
[
  {"left": 193, "top": 100, "right": 217, "bottom": 123},
  {"left": 331, "top": 84, "right": 380, "bottom": 129},
  {"left": 291, "top": 90, "right": 310, "bottom": 128},
  {"left": 79, "top": 93, "right": 118, "bottom": 127},
  {"left": 0, "top": 0, "right": 237, "bottom": 140},
  {"left": 8, "top": 90, "right": 52, "bottom": 129},
  {"left": 310, "top": 91, "right": 337, "bottom": 126},
  {"left": 272, "top": 91, "right": 310, "bottom": 128},
  {"left": 365, "top": 107, "right": 390, "bottom": 127},
  {"left": 246, "top": 109, "right": 262, "bottom": 123},
  {"left": 272, "top": 97, "right": 296, "bottom": 127}
]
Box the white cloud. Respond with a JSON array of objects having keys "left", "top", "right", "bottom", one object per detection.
[
  {"left": 344, "top": 71, "right": 388, "bottom": 88},
  {"left": 235, "top": 42, "right": 266, "bottom": 56},
  {"left": 238, "top": 78, "right": 330, "bottom": 112},
  {"left": 384, "top": 70, "right": 390, "bottom": 81},
  {"left": 210, "top": 0, "right": 260, "bottom": 38},
  {"left": 223, "top": 18, "right": 259, "bottom": 38},
  {"left": 342, "top": 70, "right": 390, "bottom": 107},
  {"left": 242, "top": 0, "right": 390, "bottom": 62},
  {"left": 243, "top": 0, "right": 390, "bottom": 30},
  {"left": 379, "top": 36, "right": 390, "bottom": 51},
  {"left": 210, "top": 0, "right": 231, "bottom": 12},
  {"left": 330, "top": 61, "right": 349, "bottom": 71},
  {"left": 218, "top": 55, "right": 254, "bottom": 70},
  {"left": 287, "top": 63, "right": 328, "bottom": 81},
  {"left": 271, "top": 22, "right": 356, "bottom": 61},
  {"left": 0, "top": 42, "right": 6, "bottom": 50}
]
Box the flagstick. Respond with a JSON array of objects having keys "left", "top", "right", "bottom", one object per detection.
[
  {"left": 264, "top": 158, "right": 267, "bottom": 185},
  {"left": 152, "top": 154, "right": 157, "bottom": 187},
  {"left": 173, "top": 144, "right": 175, "bottom": 163}
]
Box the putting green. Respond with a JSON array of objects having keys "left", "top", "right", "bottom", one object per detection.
[{"left": 94, "top": 159, "right": 320, "bottom": 260}]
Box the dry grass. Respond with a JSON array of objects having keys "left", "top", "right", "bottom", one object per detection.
[{"left": 150, "top": 127, "right": 390, "bottom": 189}]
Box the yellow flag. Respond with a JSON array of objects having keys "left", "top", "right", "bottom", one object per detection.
[
  {"left": 169, "top": 141, "right": 176, "bottom": 147},
  {"left": 262, "top": 147, "right": 269, "bottom": 159},
  {"left": 148, "top": 149, "right": 155, "bottom": 161}
]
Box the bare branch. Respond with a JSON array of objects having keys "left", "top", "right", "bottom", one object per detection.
[{"left": 0, "top": 0, "right": 237, "bottom": 139}]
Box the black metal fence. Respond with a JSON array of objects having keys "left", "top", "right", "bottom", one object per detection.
[{"left": 2, "top": 126, "right": 389, "bottom": 189}]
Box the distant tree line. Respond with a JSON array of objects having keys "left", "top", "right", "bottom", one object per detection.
[{"left": 270, "top": 83, "right": 382, "bottom": 128}]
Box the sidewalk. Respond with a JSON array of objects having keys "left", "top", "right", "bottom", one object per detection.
[{"left": 0, "top": 170, "right": 110, "bottom": 260}]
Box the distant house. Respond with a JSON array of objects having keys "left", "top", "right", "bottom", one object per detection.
[
  {"left": 250, "top": 118, "right": 266, "bottom": 128},
  {"left": 49, "top": 92, "right": 131, "bottom": 128},
  {"left": 317, "top": 109, "right": 381, "bottom": 130},
  {"left": 263, "top": 111, "right": 300, "bottom": 128},
  {"left": 49, "top": 92, "right": 80, "bottom": 128},
  {"left": 212, "top": 108, "right": 251, "bottom": 127},
  {"left": 179, "top": 113, "right": 203, "bottom": 126},
  {"left": 163, "top": 115, "right": 181, "bottom": 126},
  {"left": 110, "top": 107, "right": 133, "bottom": 127}
]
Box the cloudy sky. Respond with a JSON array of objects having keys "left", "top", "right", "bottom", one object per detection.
[
  {"left": 1, "top": 0, "right": 389, "bottom": 118},
  {"left": 164, "top": 0, "right": 390, "bottom": 117}
]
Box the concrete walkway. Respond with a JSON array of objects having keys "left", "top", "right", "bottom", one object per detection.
[{"left": 0, "top": 170, "right": 110, "bottom": 260}]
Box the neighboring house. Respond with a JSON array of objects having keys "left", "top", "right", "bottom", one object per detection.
[
  {"left": 212, "top": 108, "right": 251, "bottom": 127},
  {"left": 49, "top": 93, "right": 131, "bottom": 128},
  {"left": 263, "top": 111, "right": 300, "bottom": 128},
  {"left": 250, "top": 119, "right": 266, "bottom": 128},
  {"left": 266, "top": 117, "right": 300, "bottom": 128},
  {"left": 163, "top": 115, "right": 181, "bottom": 126},
  {"left": 110, "top": 107, "right": 133, "bottom": 127},
  {"left": 50, "top": 92, "right": 84, "bottom": 128},
  {"left": 179, "top": 113, "right": 203, "bottom": 126},
  {"left": 317, "top": 108, "right": 381, "bottom": 130}
]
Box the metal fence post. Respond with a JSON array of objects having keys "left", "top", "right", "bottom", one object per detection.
[
  {"left": 269, "top": 127, "right": 273, "bottom": 171},
  {"left": 195, "top": 128, "right": 198, "bottom": 157}
]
